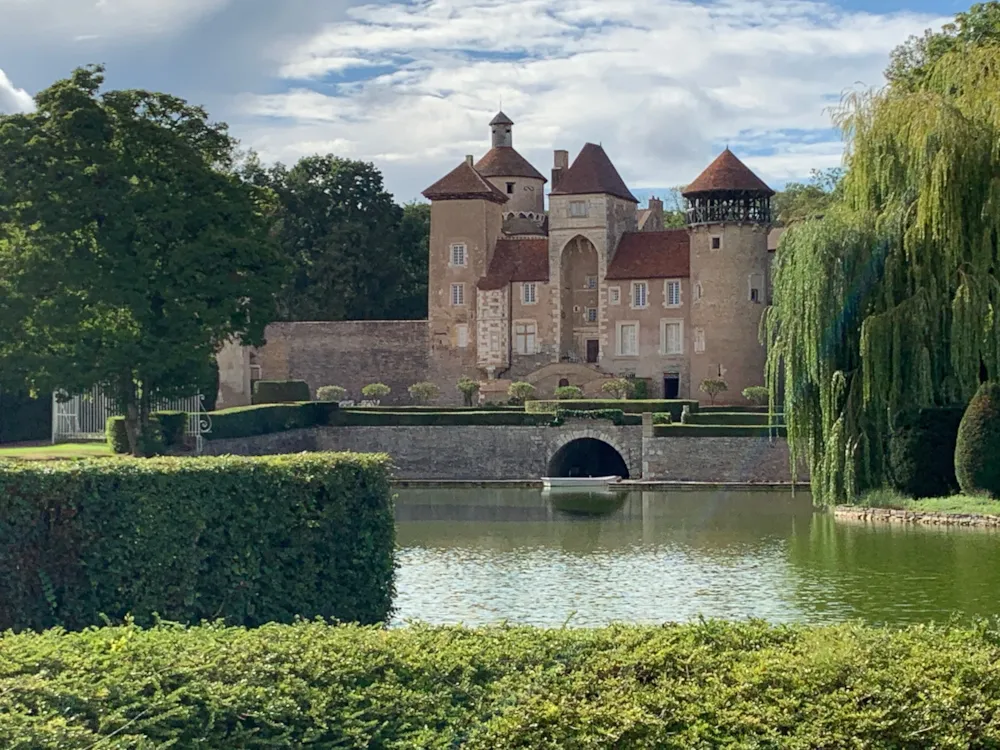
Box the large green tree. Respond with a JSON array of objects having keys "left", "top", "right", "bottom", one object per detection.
[
  {"left": 257, "top": 155, "right": 428, "bottom": 321},
  {"left": 0, "top": 65, "right": 286, "bottom": 455},
  {"left": 764, "top": 35, "right": 1000, "bottom": 502},
  {"left": 771, "top": 169, "right": 843, "bottom": 225}
]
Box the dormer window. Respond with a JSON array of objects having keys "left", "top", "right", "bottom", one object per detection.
[{"left": 569, "top": 201, "right": 588, "bottom": 218}]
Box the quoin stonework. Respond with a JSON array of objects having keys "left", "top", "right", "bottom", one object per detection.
[{"left": 218, "top": 112, "right": 782, "bottom": 407}]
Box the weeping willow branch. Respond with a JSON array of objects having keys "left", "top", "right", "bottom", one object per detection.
[{"left": 765, "top": 45, "right": 1000, "bottom": 504}]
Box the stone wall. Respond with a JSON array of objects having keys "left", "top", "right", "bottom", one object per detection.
[
  {"left": 642, "top": 435, "right": 806, "bottom": 483},
  {"left": 257, "top": 321, "right": 429, "bottom": 405},
  {"left": 203, "top": 428, "right": 317, "bottom": 456}
]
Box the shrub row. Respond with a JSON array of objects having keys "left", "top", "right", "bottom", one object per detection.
[
  {"left": 551, "top": 409, "right": 641, "bottom": 426},
  {"left": 0, "top": 388, "right": 51, "bottom": 444},
  {"left": 685, "top": 411, "right": 784, "bottom": 426},
  {"left": 0, "top": 453, "right": 395, "bottom": 631},
  {"left": 888, "top": 406, "right": 964, "bottom": 498},
  {"left": 652, "top": 424, "right": 786, "bottom": 438},
  {"left": 207, "top": 402, "right": 337, "bottom": 441},
  {"left": 328, "top": 410, "right": 555, "bottom": 427},
  {"left": 252, "top": 379, "right": 311, "bottom": 404},
  {"left": 106, "top": 411, "right": 188, "bottom": 453},
  {"left": 527, "top": 399, "right": 699, "bottom": 420},
  {"left": 3, "top": 620, "right": 1000, "bottom": 747}
]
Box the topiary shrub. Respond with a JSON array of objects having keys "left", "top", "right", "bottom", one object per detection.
[
  {"left": 362, "top": 383, "right": 391, "bottom": 403},
  {"left": 601, "top": 378, "right": 632, "bottom": 399},
  {"left": 652, "top": 412, "right": 672, "bottom": 425},
  {"left": 955, "top": 382, "right": 1000, "bottom": 497},
  {"left": 889, "top": 406, "right": 964, "bottom": 498},
  {"left": 106, "top": 416, "right": 130, "bottom": 454},
  {"left": 252, "top": 380, "right": 311, "bottom": 405},
  {"left": 154, "top": 411, "right": 188, "bottom": 448},
  {"left": 699, "top": 378, "right": 728, "bottom": 405},
  {"left": 554, "top": 385, "right": 584, "bottom": 400},
  {"left": 456, "top": 377, "right": 480, "bottom": 406},
  {"left": 507, "top": 381, "right": 536, "bottom": 405},
  {"left": 106, "top": 415, "right": 171, "bottom": 455},
  {"left": 317, "top": 386, "right": 347, "bottom": 403},
  {"left": 742, "top": 386, "right": 769, "bottom": 406},
  {"left": 629, "top": 378, "right": 650, "bottom": 400},
  {"left": 408, "top": 381, "right": 441, "bottom": 404}
]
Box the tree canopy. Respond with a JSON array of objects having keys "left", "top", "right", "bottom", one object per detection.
[
  {"left": 0, "top": 65, "right": 287, "bottom": 454},
  {"left": 771, "top": 169, "right": 843, "bottom": 225},
  {"left": 764, "top": 35, "right": 1000, "bottom": 502}
]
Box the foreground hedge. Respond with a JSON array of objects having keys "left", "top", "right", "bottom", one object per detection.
[
  {"left": 0, "top": 454, "right": 395, "bottom": 632},
  {"left": 4, "top": 620, "right": 1000, "bottom": 747},
  {"left": 527, "top": 398, "right": 699, "bottom": 419}
]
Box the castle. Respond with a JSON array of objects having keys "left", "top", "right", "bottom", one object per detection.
[{"left": 217, "top": 112, "right": 778, "bottom": 407}]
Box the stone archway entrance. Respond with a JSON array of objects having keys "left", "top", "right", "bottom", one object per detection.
[
  {"left": 548, "top": 438, "right": 630, "bottom": 478},
  {"left": 559, "top": 236, "right": 600, "bottom": 362}
]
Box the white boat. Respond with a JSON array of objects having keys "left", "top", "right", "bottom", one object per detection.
[{"left": 542, "top": 475, "right": 621, "bottom": 491}]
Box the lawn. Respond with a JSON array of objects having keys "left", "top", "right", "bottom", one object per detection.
[
  {"left": 859, "top": 487, "right": 1000, "bottom": 515},
  {"left": 0, "top": 442, "right": 114, "bottom": 460}
]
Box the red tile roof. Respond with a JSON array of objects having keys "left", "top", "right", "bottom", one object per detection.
[
  {"left": 422, "top": 160, "right": 509, "bottom": 203},
  {"left": 605, "top": 230, "right": 690, "bottom": 280},
  {"left": 478, "top": 238, "right": 550, "bottom": 290},
  {"left": 549, "top": 143, "right": 637, "bottom": 203},
  {"left": 475, "top": 147, "right": 547, "bottom": 181},
  {"left": 682, "top": 148, "right": 774, "bottom": 196}
]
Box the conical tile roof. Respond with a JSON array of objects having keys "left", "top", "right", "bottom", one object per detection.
[
  {"left": 549, "top": 143, "right": 637, "bottom": 203},
  {"left": 682, "top": 148, "right": 773, "bottom": 196}
]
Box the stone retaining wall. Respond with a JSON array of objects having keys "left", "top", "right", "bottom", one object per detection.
[
  {"left": 642, "top": 435, "right": 804, "bottom": 483},
  {"left": 834, "top": 506, "right": 1000, "bottom": 528}
]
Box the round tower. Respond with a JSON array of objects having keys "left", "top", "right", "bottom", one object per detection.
[
  {"left": 475, "top": 111, "right": 546, "bottom": 217},
  {"left": 683, "top": 148, "right": 774, "bottom": 404}
]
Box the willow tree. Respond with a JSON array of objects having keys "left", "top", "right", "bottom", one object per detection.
[{"left": 763, "top": 44, "right": 1000, "bottom": 503}]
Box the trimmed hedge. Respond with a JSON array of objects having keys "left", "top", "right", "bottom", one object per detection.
[
  {"left": 252, "top": 379, "right": 311, "bottom": 404},
  {"left": 207, "top": 402, "right": 337, "bottom": 441},
  {"left": 0, "top": 388, "right": 52, "bottom": 444},
  {"left": 527, "top": 399, "right": 699, "bottom": 420},
  {"left": 652, "top": 424, "right": 786, "bottom": 438},
  {"left": 551, "top": 409, "right": 641, "bottom": 426},
  {"left": 956, "top": 382, "right": 1000, "bottom": 496},
  {"left": 0, "top": 453, "right": 395, "bottom": 631},
  {"left": 4, "top": 620, "right": 1000, "bottom": 746},
  {"left": 686, "top": 411, "right": 784, "bottom": 426},
  {"left": 329, "top": 410, "right": 555, "bottom": 427},
  {"left": 889, "top": 406, "right": 964, "bottom": 498}
]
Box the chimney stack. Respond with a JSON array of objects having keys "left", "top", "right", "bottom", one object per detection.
[
  {"left": 465, "top": 154, "right": 474, "bottom": 166},
  {"left": 551, "top": 149, "right": 569, "bottom": 190}
]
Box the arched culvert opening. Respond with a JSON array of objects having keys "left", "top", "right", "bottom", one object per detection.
[{"left": 548, "top": 438, "right": 630, "bottom": 479}]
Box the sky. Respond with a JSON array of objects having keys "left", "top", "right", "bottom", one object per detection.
[{"left": 0, "top": 0, "right": 963, "bottom": 204}]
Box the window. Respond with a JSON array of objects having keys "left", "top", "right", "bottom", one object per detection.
[
  {"left": 585, "top": 307, "right": 598, "bottom": 323},
  {"left": 506, "top": 182, "right": 515, "bottom": 194},
  {"left": 631, "top": 281, "right": 648, "bottom": 309},
  {"left": 617, "top": 322, "right": 639, "bottom": 356},
  {"left": 694, "top": 282, "right": 703, "bottom": 302},
  {"left": 451, "top": 283, "right": 465, "bottom": 306},
  {"left": 450, "top": 243, "right": 467, "bottom": 267},
  {"left": 585, "top": 275, "right": 598, "bottom": 290},
  {"left": 749, "top": 273, "right": 764, "bottom": 303},
  {"left": 570, "top": 200, "right": 588, "bottom": 218},
  {"left": 711, "top": 235, "right": 722, "bottom": 250},
  {"left": 456, "top": 324, "right": 469, "bottom": 349},
  {"left": 662, "top": 319, "right": 683, "bottom": 355},
  {"left": 522, "top": 282, "right": 537, "bottom": 304},
  {"left": 665, "top": 279, "right": 682, "bottom": 307},
  {"left": 694, "top": 327, "right": 706, "bottom": 353},
  {"left": 609, "top": 286, "right": 621, "bottom": 305},
  {"left": 515, "top": 321, "right": 537, "bottom": 355}
]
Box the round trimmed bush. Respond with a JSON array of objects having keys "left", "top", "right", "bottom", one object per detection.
[
  {"left": 955, "top": 382, "right": 1000, "bottom": 497},
  {"left": 317, "top": 386, "right": 347, "bottom": 403},
  {"left": 554, "top": 385, "right": 584, "bottom": 400},
  {"left": 889, "top": 406, "right": 963, "bottom": 498}
]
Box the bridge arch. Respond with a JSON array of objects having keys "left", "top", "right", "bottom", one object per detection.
[{"left": 547, "top": 429, "right": 633, "bottom": 479}]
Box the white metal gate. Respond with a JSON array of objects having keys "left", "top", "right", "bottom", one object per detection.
[{"left": 52, "top": 387, "right": 212, "bottom": 453}]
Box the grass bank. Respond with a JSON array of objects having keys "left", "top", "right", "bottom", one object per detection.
[
  {"left": 3, "top": 620, "right": 1000, "bottom": 747},
  {"left": 0, "top": 442, "right": 113, "bottom": 460},
  {"left": 858, "top": 488, "right": 1000, "bottom": 516}
]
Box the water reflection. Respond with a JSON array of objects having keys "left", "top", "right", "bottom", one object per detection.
[{"left": 393, "top": 488, "right": 1000, "bottom": 627}]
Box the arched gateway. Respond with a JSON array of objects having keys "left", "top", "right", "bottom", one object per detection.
[{"left": 547, "top": 430, "right": 633, "bottom": 478}]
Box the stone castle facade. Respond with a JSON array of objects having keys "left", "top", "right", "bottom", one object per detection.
[{"left": 217, "top": 112, "right": 778, "bottom": 407}]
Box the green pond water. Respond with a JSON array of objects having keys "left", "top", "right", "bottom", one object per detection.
[{"left": 393, "top": 487, "right": 1000, "bottom": 627}]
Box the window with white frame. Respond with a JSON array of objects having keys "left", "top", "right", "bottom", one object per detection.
[
  {"left": 514, "top": 321, "right": 537, "bottom": 355},
  {"left": 749, "top": 273, "right": 764, "bottom": 303},
  {"left": 456, "top": 324, "right": 469, "bottom": 349},
  {"left": 522, "top": 282, "right": 537, "bottom": 304},
  {"left": 585, "top": 275, "right": 597, "bottom": 290},
  {"left": 617, "top": 322, "right": 639, "bottom": 356},
  {"left": 662, "top": 319, "right": 683, "bottom": 355},
  {"left": 451, "top": 283, "right": 465, "bottom": 306},
  {"left": 694, "top": 327, "right": 706, "bottom": 353},
  {"left": 569, "top": 200, "right": 588, "bottom": 218},
  {"left": 664, "top": 279, "right": 682, "bottom": 307},
  {"left": 609, "top": 286, "right": 621, "bottom": 305},
  {"left": 585, "top": 307, "right": 598, "bottom": 323},
  {"left": 631, "top": 281, "right": 648, "bottom": 309},
  {"left": 450, "top": 243, "right": 467, "bottom": 267}
]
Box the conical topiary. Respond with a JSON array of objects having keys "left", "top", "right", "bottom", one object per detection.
[{"left": 955, "top": 382, "right": 1000, "bottom": 497}]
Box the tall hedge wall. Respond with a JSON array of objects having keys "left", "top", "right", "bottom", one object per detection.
[
  {"left": 889, "top": 406, "right": 965, "bottom": 498},
  {"left": 0, "top": 453, "right": 395, "bottom": 632},
  {"left": 3, "top": 620, "right": 1000, "bottom": 747},
  {"left": 0, "top": 388, "right": 51, "bottom": 444}
]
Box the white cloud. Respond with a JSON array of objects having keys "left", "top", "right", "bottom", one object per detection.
[
  {"left": 235, "top": 0, "right": 947, "bottom": 200},
  {"left": 0, "top": 68, "right": 33, "bottom": 113}
]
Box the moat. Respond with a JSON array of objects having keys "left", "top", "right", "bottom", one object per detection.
[{"left": 393, "top": 487, "right": 1000, "bottom": 627}]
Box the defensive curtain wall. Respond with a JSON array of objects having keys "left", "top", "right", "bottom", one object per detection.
[{"left": 203, "top": 420, "right": 802, "bottom": 483}]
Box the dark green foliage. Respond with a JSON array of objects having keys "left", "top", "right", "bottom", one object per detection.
[
  {"left": 629, "top": 378, "right": 650, "bottom": 399},
  {"left": 652, "top": 424, "right": 787, "bottom": 438},
  {"left": 252, "top": 379, "right": 311, "bottom": 404},
  {"left": 107, "top": 411, "right": 189, "bottom": 453},
  {"left": 106, "top": 416, "right": 130, "bottom": 454},
  {"left": 208, "top": 402, "right": 335, "bottom": 441},
  {"left": 652, "top": 412, "right": 672, "bottom": 425},
  {"left": 528, "top": 399, "right": 699, "bottom": 420},
  {"left": 155, "top": 411, "right": 188, "bottom": 447},
  {"left": 686, "top": 412, "right": 784, "bottom": 426},
  {"left": 955, "top": 382, "right": 1000, "bottom": 496},
  {"left": 329, "top": 410, "right": 556, "bottom": 427},
  {"left": 0, "top": 453, "right": 394, "bottom": 631},
  {"left": 0, "top": 388, "right": 51, "bottom": 444},
  {"left": 889, "top": 406, "right": 965, "bottom": 498},
  {"left": 550, "top": 409, "right": 637, "bottom": 426},
  {"left": 6, "top": 620, "right": 1000, "bottom": 747}
]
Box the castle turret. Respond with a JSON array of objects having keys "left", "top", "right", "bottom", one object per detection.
[
  {"left": 475, "top": 111, "right": 546, "bottom": 217},
  {"left": 683, "top": 148, "right": 773, "bottom": 404}
]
